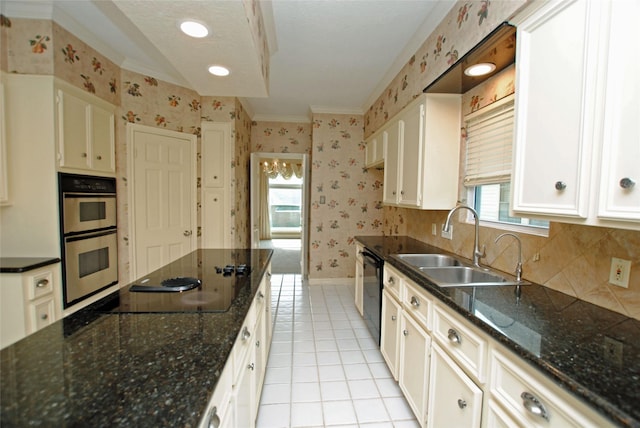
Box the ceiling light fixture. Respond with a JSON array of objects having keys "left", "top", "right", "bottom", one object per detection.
[
  {"left": 208, "top": 65, "right": 230, "bottom": 77},
  {"left": 464, "top": 62, "right": 496, "bottom": 77},
  {"left": 180, "top": 20, "right": 209, "bottom": 38}
]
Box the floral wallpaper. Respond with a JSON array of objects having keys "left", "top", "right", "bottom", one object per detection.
[
  {"left": 368, "top": 0, "right": 640, "bottom": 320},
  {"left": 251, "top": 121, "right": 312, "bottom": 154},
  {"left": 364, "top": 0, "right": 526, "bottom": 138},
  {"left": 309, "top": 113, "right": 384, "bottom": 279}
]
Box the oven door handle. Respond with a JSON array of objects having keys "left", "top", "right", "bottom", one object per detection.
[{"left": 65, "top": 228, "right": 117, "bottom": 242}]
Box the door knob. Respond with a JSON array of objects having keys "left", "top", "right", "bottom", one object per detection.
[{"left": 183, "top": 230, "right": 192, "bottom": 236}]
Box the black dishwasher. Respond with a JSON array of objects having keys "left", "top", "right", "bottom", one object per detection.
[{"left": 361, "top": 250, "right": 383, "bottom": 345}]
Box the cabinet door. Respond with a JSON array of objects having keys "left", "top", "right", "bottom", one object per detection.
[
  {"left": 597, "top": 0, "right": 640, "bottom": 222},
  {"left": 512, "top": 0, "right": 600, "bottom": 218},
  {"left": 381, "top": 290, "right": 401, "bottom": 381},
  {"left": 398, "top": 99, "right": 424, "bottom": 207},
  {"left": 427, "top": 343, "right": 483, "bottom": 428},
  {"left": 383, "top": 122, "right": 401, "bottom": 204},
  {"left": 355, "top": 247, "right": 364, "bottom": 316},
  {"left": 90, "top": 105, "right": 115, "bottom": 173},
  {"left": 203, "top": 188, "right": 226, "bottom": 248},
  {"left": 202, "top": 124, "right": 227, "bottom": 188},
  {"left": 253, "top": 308, "right": 267, "bottom": 406},
  {"left": 233, "top": 344, "right": 256, "bottom": 428},
  {"left": 365, "top": 136, "right": 377, "bottom": 166},
  {"left": 399, "top": 311, "right": 431, "bottom": 424},
  {"left": 58, "top": 90, "right": 90, "bottom": 170}
]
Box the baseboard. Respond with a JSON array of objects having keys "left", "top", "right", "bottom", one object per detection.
[{"left": 307, "top": 277, "right": 354, "bottom": 286}]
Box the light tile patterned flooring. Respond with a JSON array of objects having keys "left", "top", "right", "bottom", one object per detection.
[{"left": 257, "top": 274, "right": 419, "bottom": 428}]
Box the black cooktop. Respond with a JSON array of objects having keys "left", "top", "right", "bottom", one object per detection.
[{"left": 100, "top": 249, "right": 264, "bottom": 313}]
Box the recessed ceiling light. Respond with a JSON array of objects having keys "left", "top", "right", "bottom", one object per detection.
[
  {"left": 208, "top": 65, "right": 230, "bottom": 77},
  {"left": 180, "top": 20, "right": 209, "bottom": 38},
  {"left": 464, "top": 62, "right": 496, "bottom": 77}
]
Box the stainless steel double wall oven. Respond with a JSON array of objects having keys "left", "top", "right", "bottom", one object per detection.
[{"left": 59, "top": 173, "right": 118, "bottom": 308}]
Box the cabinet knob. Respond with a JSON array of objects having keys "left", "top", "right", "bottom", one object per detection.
[
  {"left": 521, "top": 392, "right": 550, "bottom": 421},
  {"left": 247, "top": 363, "right": 255, "bottom": 371},
  {"left": 457, "top": 399, "right": 467, "bottom": 409},
  {"left": 213, "top": 198, "right": 218, "bottom": 202},
  {"left": 214, "top": 175, "right": 218, "bottom": 179},
  {"left": 41, "top": 313, "right": 49, "bottom": 321},
  {"left": 206, "top": 406, "right": 220, "bottom": 428},
  {"left": 96, "top": 155, "right": 102, "bottom": 160},
  {"left": 400, "top": 190, "right": 405, "bottom": 195},
  {"left": 258, "top": 291, "right": 265, "bottom": 300},
  {"left": 388, "top": 277, "right": 395, "bottom": 285},
  {"left": 447, "top": 328, "right": 462, "bottom": 344},
  {"left": 256, "top": 340, "right": 260, "bottom": 348},
  {"left": 36, "top": 279, "right": 49, "bottom": 288},
  {"left": 391, "top": 315, "right": 397, "bottom": 321},
  {"left": 392, "top": 191, "right": 396, "bottom": 195},
  {"left": 81, "top": 152, "right": 88, "bottom": 158},
  {"left": 554, "top": 181, "right": 566, "bottom": 191},
  {"left": 241, "top": 326, "right": 251, "bottom": 341},
  {"left": 620, "top": 177, "right": 636, "bottom": 189},
  {"left": 410, "top": 296, "right": 420, "bottom": 307},
  {"left": 183, "top": 230, "right": 192, "bottom": 237},
  {"left": 403, "top": 329, "right": 409, "bottom": 336}
]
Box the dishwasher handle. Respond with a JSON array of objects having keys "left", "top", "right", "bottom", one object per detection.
[{"left": 360, "top": 250, "right": 383, "bottom": 268}]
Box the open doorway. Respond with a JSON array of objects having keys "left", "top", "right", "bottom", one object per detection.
[{"left": 251, "top": 153, "right": 309, "bottom": 276}]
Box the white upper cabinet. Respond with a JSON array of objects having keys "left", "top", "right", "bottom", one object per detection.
[
  {"left": 365, "top": 132, "right": 385, "bottom": 168},
  {"left": 512, "top": 0, "right": 640, "bottom": 229},
  {"left": 56, "top": 81, "right": 115, "bottom": 176},
  {"left": 382, "top": 93, "right": 461, "bottom": 209}
]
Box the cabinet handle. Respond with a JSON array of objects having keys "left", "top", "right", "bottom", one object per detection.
[
  {"left": 258, "top": 291, "right": 265, "bottom": 300},
  {"left": 388, "top": 277, "right": 395, "bottom": 285},
  {"left": 41, "top": 313, "right": 49, "bottom": 321},
  {"left": 410, "top": 296, "right": 420, "bottom": 307},
  {"left": 241, "top": 326, "right": 251, "bottom": 341},
  {"left": 521, "top": 392, "right": 550, "bottom": 421},
  {"left": 256, "top": 340, "right": 260, "bottom": 348},
  {"left": 391, "top": 315, "right": 397, "bottom": 321},
  {"left": 403, "top": 329, "right": 409, "bottom": 336},
  {"left": 554, "top": 181, "right": 566, "bottom": 191},
  {"left": 267, "top": 272, "right": 272, "bottom": 278},
  {"left": 447, "top": 328, "right": 461, "bottom": 344},
  {"left": 36, "top": 279, "right": 49, "bottom": 288},
  {"left": 206, "top": 406, "right": 221, "bottom": 428},
  {"left": 247, "top": 363, "right": 255, "bottom": 371},
  {"left": 620, "top": 177, "right": 636, "bottom": 189},
  {"left": 96, "top": 155, "right": 102, "bottom": 160},
  {"left": 457, "top": 399, "right": 467, "bottom": 409}
]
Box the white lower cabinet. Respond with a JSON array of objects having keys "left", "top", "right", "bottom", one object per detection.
[
  {"left": 377, "top": 263, "right": 615, "bottom": 428},
  {"left": 199, "top": 267, "right": 272, "bottom": 428},
  {"left": 381, "top": 289, "right": 401, "bottom": 381},
  {"left": 399, "top": 310, "right": 431, "bottom": 425},
  {"left": 427, "top": 343, "right": 483, "bottom": 428}
]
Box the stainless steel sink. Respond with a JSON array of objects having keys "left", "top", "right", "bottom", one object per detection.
[
  {"left": 393, "top": 254, "right": 462, "bottom": 268},
  {"left": 393, "top": 253, "right": 527, "bottom": 288},
  {"left": 417, "top": 266, "right": 518, "bottom": 287}
]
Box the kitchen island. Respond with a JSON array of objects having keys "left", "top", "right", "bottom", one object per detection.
[
  {"left": 357, "top": 236, "right": 640, "bottom": 427},
  {"left": 0, "top": 248, "right": 273, "bottom": 427}
]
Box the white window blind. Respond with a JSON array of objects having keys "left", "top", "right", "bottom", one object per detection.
[{"left": 464, "top": 94, "right": 515, "bottom": 187}]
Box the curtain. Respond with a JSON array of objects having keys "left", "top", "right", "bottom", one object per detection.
[{"left": 259, "top": 171, "right": 271, "bottom": 240}]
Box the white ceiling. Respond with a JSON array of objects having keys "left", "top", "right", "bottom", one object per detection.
[{"left": 3, "top": 0, "right": 456, "bottom": 121}]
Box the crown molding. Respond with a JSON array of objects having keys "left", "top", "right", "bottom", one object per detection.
[
  {"left": 251, "top": 113, "right": 311, "bottom": 124},
  {"left": 309, "top": 105, "right": 364, "bottom": 116}
]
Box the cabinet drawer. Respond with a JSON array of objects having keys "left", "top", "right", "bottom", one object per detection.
[
  {"left": 432, "top": 303, "right": 487, "bottom": 382},
  {"left": 28, "top": 297, "right": 55, "bottom": 332},
  {"left": 401, "top": 279, "right": 431, "bottom": 331},
  {"left": 26, "top": 269, "right": 54, "bottom": 300},
  {"left": 489, "top": 347, "right": 613, "bottom": 428},
  {"left": 383, "top": 264, "right": 403, "bottom": 301}
]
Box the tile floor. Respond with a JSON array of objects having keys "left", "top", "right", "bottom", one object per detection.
[{"left": 256, "top": 274, "right": 419, "bottom": 428}]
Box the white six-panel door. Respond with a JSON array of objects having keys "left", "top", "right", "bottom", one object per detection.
[{"left": 128, "top": 124, "right": 196, "bottom": 280}]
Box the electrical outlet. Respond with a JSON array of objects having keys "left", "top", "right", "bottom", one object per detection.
[
  {"left": 441, "top": 224, "right": 453, "bottom": 240},
  {"left": 431, "top": 223, "right": 437, "bottom": 236},
  {"left": 532, "top": 252, "right": 540, "bottom": 262},
  {"left": 609, "top": 257, "right": 631, "bottom": 288},
  {"left": 603, "top": 336, "right": 623, "bottom": 366}
]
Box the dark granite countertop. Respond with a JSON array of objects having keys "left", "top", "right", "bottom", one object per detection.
[
  {"left": 0, "top": 257, "right": 61, "bottom": 273},
  {"left": 0, "top": 249, "right": 273, "bottom": 427},
  {"left": 356, "top": 235, "right": 640, "bottom": 428}
]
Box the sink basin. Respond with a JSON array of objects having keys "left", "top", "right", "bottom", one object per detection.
[
  {"left": 394, "top": 254, "right": 462, "bottom": 268},
  {"left": 419, "top": 266, "right": 519, "bottom": 287}
]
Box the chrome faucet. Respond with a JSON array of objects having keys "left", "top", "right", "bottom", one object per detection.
[
  {"left": 443, "top": 204, "right": 485, "bottom": 267},
  {"left": 495, "top": 233, "right": 523, "bottom": 282}
]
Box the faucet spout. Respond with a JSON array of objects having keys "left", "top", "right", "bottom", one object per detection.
[
  {"left": 443, "top": 204, "right": 485, "bottom": 267},
  {"left": 495, "top": 232, "right": 523, "bottom": 282}
]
